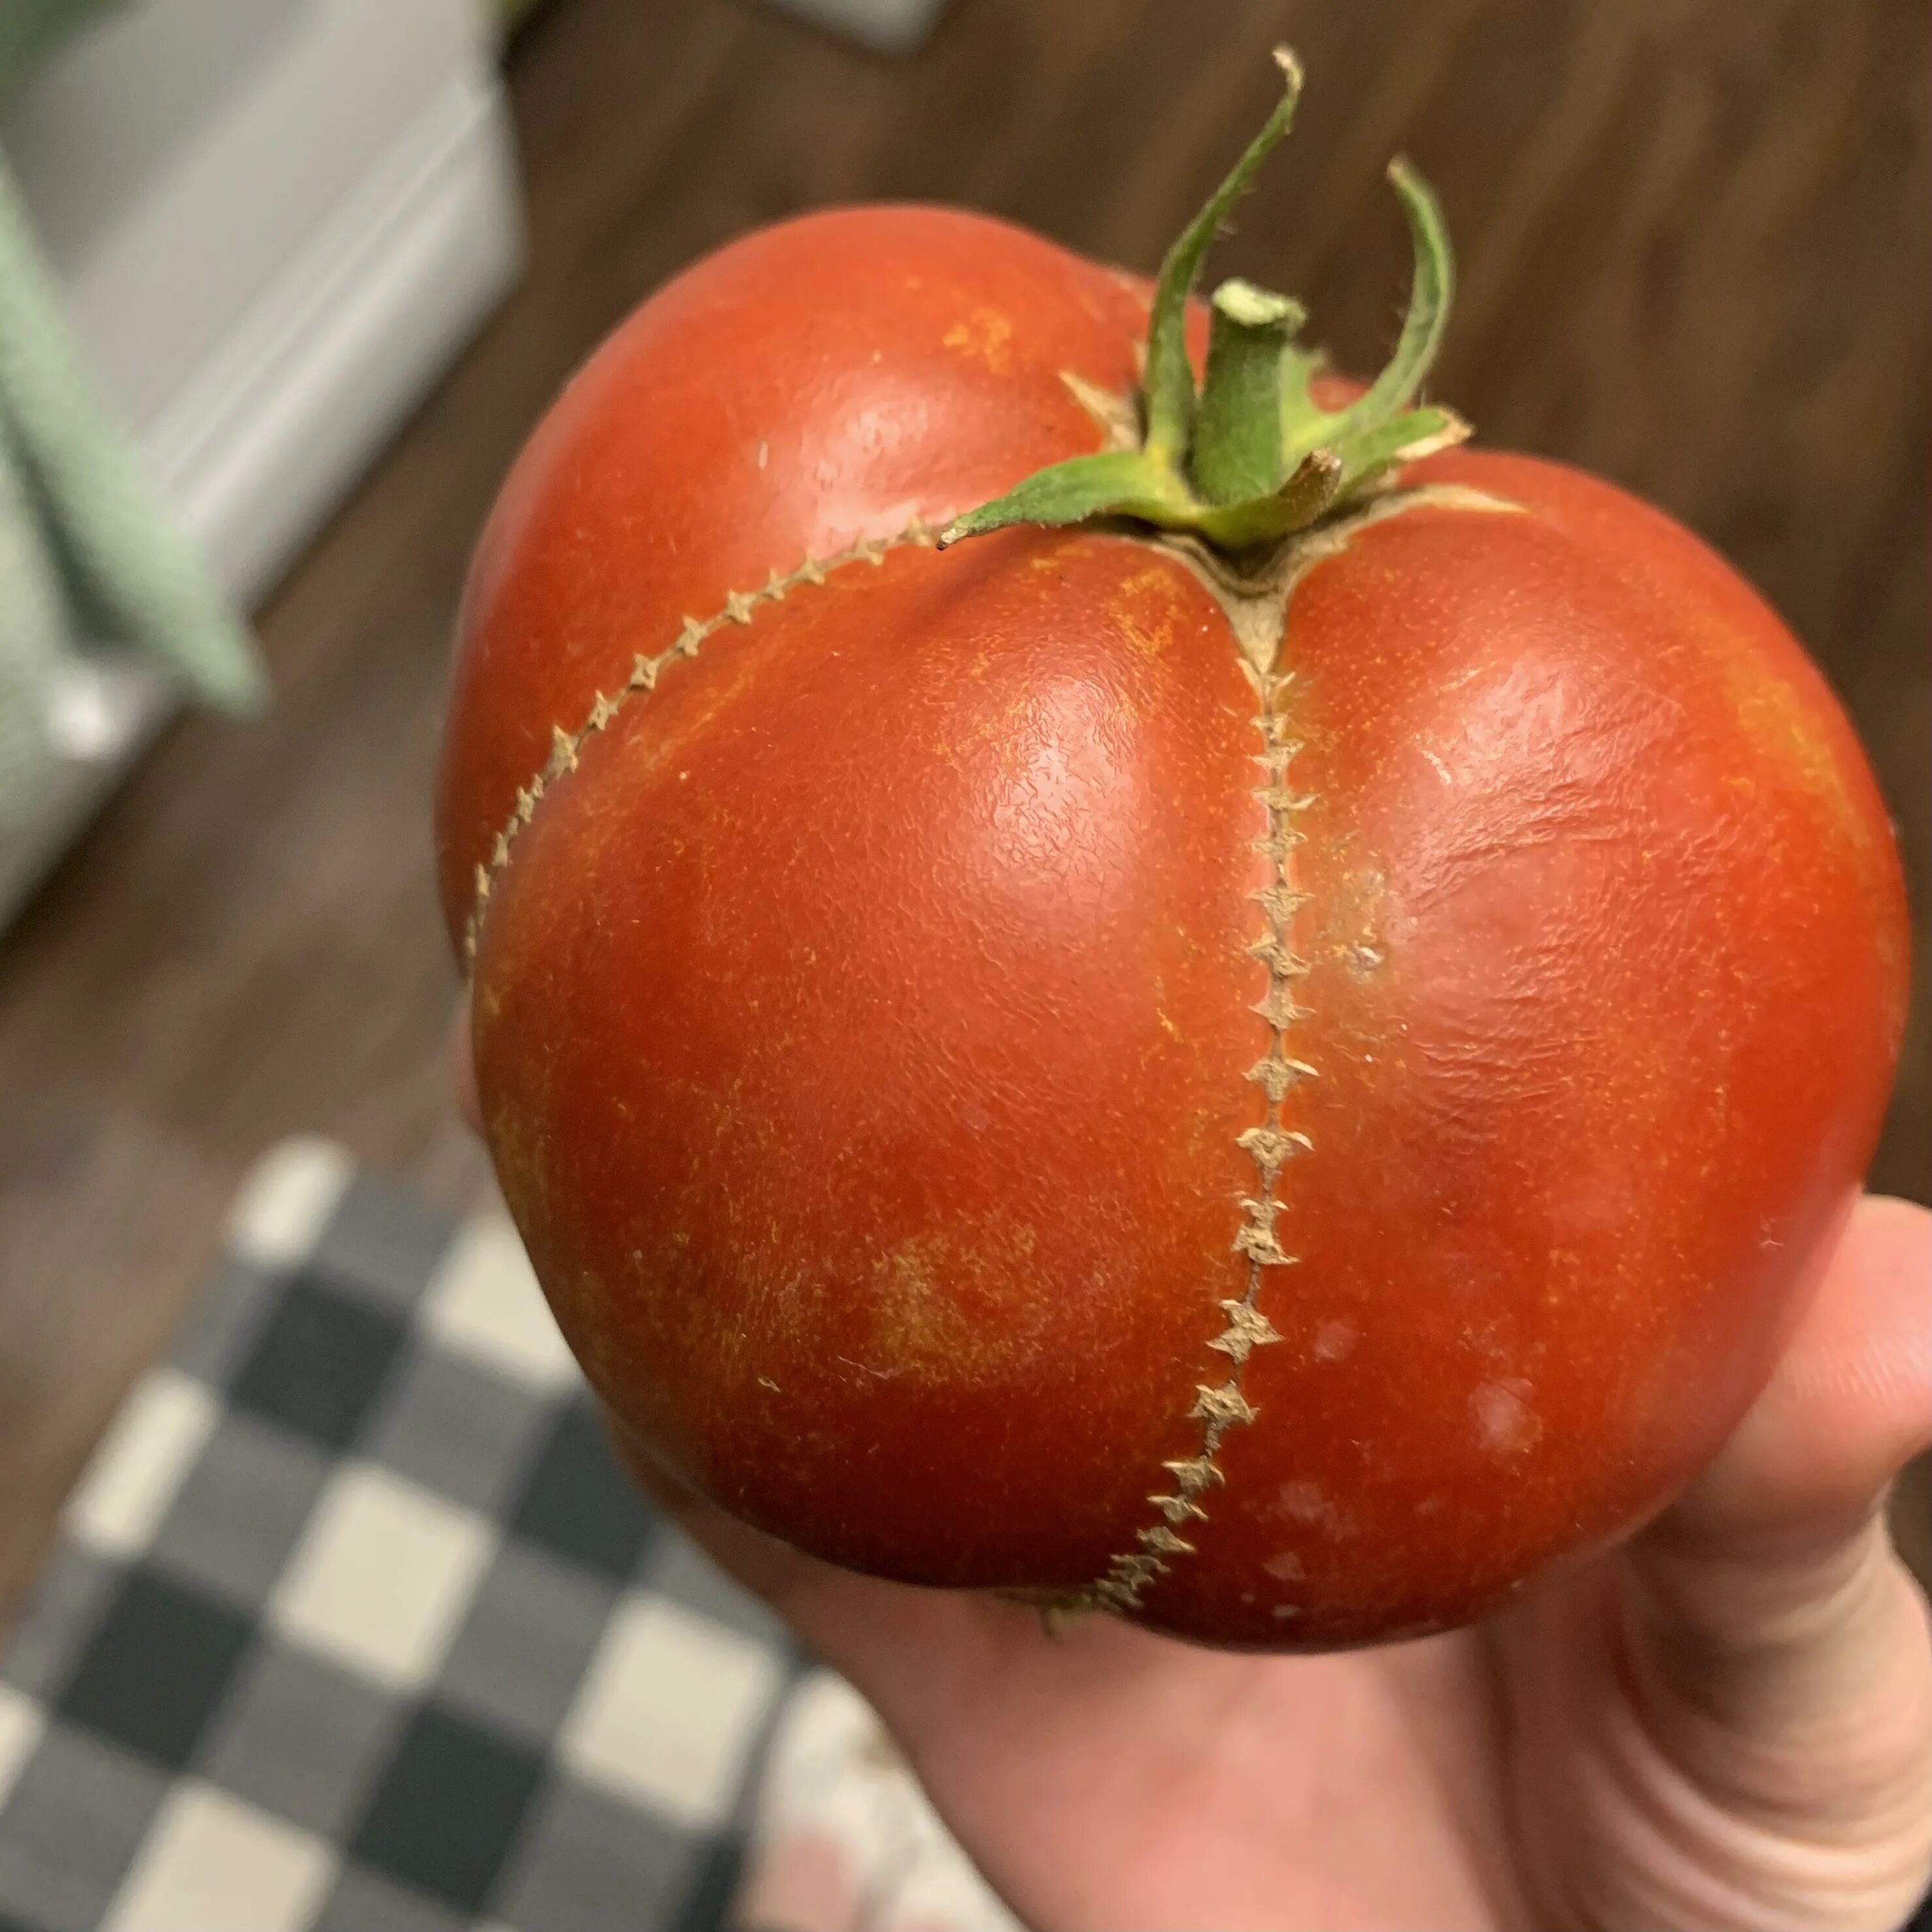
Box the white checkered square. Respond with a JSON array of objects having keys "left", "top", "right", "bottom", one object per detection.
[
  {"left": 561, "top": 1592, "right": 783, "bottom": 1829},
  {"left": 0, "top": 1682, "right": 44, "bottom": 1813},
  {"left": 419, "top": 1213, "right": 576, "bottom": 1387},
  {"left": 102, "top": 1782, "right": 335, "bottom": 1932},
  {"left": 223, "top": 1138, "right": 352, "bottom": 1271},
  {"left": 269, "top": 1464, "right": 494, "bottom": 1690},
  {"left": 64, "top": 1367, "right": 218, "bottom": 1559}
]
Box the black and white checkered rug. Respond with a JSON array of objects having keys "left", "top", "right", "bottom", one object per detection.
[{"left": 0, "top": 1139, "right": 809, "bottom": 1931}]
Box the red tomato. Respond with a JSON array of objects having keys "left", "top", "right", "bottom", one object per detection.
[{"left": 436, "top": 88, "right": 1905, "bottom": 1648}]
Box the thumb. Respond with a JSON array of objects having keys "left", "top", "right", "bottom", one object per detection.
[
  {"left": 1619, "top": 1194, "right": 1932, "bottom": 1876},
  {"left": 1628, "top": 1195, "right": 1929, "bottom": 1675}
]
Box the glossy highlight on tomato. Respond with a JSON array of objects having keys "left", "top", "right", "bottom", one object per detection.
[{"left": 436, "top": 63, "right": 1907, "bottom": 1650}]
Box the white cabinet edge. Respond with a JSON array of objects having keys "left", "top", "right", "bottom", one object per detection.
[{"left": 148, "top": 65, "right": 523, "bottom": 606}]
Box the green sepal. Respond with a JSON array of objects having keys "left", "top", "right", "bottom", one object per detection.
[
  {"left": 1141, "top": 48, "right": 1303, "bottom": 463},
  {"left": 936, "top": 450, "right": 1195, "bottom": 548},
  {"left": 1330, "top": 404, "right": 1467, "bottom": 495},
  {"left": 1191, "top": 450, "right": 1342, "bottom": 549},
  {"left": 1280, "top": 158, "right": 1454, "bottom": 468},
  {"left": 938, "top": 442, "right": 1348, "bottom": 557}
]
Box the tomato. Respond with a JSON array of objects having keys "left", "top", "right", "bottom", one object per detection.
[{"left": 436, "top": 56, "right": 1907, "bottom": 1648}]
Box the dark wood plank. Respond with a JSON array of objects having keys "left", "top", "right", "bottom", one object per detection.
[{"left": 3, "top": 0, "right": 1924, "bottom": 1614}]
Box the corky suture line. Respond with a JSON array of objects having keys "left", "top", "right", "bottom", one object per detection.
[
  {"left": 1083, "top": 657, "right": 1309, "bottom": 1616},
  {"left": 462, "top": 519, "right": 940, "bottom": 965}
]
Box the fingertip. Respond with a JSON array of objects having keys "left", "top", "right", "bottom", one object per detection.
[
  {"left": 1765, "top": 1195, "right": 1931, "bottom": 1475},
  {"left": 1654, "top": 1195, "right": 1930, "bottom": 1565}
]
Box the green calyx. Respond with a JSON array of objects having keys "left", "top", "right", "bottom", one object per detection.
[{"left": 937, "top": 48, "right": 1467, "bottom": 558}]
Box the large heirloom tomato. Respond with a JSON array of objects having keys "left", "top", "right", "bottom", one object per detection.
[{"left": 436, "top": 57, "right": 1907, "bottom": 1648}]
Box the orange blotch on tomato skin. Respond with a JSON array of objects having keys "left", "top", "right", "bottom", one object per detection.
[
  {"left": 941, "top": 305, "right": 1017, "bottom": 374},
  {"left": 1107, "top": 563, "right": 1206, "bottom": 662}
]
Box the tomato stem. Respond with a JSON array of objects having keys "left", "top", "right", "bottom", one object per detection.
[
  {"left": 1193, "top": 280, "right": 1302, "bottom": 505},
  {"left": 937, "top": 50, "right": 1469, "bottom": 559}
]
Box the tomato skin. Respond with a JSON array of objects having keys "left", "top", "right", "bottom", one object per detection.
[
  {"left": 436, "top": 206, "right": 1151, "bottom": 945},
  {"left": 440, "top": 208, "right": 1908, "bottom": 1648},
  {"left": 1136, "top": 446, "right": 1907, "bottom": 1645}
]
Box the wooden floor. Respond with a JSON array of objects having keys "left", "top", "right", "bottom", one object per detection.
[{"left": 4, "top": 0, "right": 1926, "bottom": 1613}]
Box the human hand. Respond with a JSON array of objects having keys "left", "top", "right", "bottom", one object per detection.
[{"left": 453, "top": 1005, "right": 1931, "bottom": 1930}]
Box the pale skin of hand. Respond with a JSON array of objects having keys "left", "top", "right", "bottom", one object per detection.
[{"left": 454, "top": 1009, "right": 1931, "bottom": 1931}]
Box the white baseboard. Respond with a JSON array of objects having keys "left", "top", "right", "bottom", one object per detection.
[{"left": 145, "top": 67, "right": 523, "bottom": 606}]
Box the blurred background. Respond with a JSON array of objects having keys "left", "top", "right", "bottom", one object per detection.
[{"left": 1, "top": 0, "right": 1925, "bottom": 1805}]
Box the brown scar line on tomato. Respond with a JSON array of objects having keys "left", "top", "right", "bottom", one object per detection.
[
  {"left": 461, "top": 517, "right": 947, "bottom": 966},
  {"left": 1059, "top": 486, "right": 1483, "bottom": 1625},
  {"left": 1073, "top": 621, "right": 1303, "bottom": 1620}
]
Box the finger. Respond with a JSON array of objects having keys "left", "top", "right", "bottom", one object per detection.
[
  {"left": 1631, "top": 1194, "right": 1931, "bottom": 1645},
  {"left": 1618, "top": 1195, "right": 1932, "bottom": 1850},
  {"left": 448, "top": 991, "right": 482, "bottom": 1136},
  {"left": 597, "top": 1393, "right": 1030, "bottom": 1685}
]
